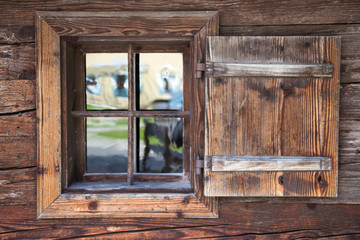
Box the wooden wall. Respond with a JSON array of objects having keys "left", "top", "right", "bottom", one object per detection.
[{"left": 1, "top": 0, "right": 360, "bottom": 238}]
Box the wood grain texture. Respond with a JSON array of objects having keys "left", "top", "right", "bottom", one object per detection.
[
  {"left": 40, "top": 193, "right": 216, "bottom": 218},
  {"left": 0, "top": 80, "right": 35, "bottom": 114},
  {"left": 0, "top": 44, "right": 35, "bottom": 80},
  {"left": 0, "top": 168, "right": 36, "bottom": 205},
  {"left": 340, "top": 84, "right": 360, "bottom": 120},
  {"left": 192, "top": 13, "right": 220, "bottom": 218},
  {"left": 206, "top": 62, "right": 334, "bottom": 78},
  {"left": 211, "top": 156, "right": 332, "bottom": 171},
  {"left": 0, "top": 111, "right": 35, "bottom": 137},
  {"left": 1, "top": 0, "right": 360, "bottom": 28},
  {"left": 0, "top": 137, "right": 36, "bottom": 169},
  {"left": 205, "top": 36, "right": 340, "bottom": 197},
  {"left": 38, "top": 11, "right": 217, "bottom": 37},
  {"left": 36, "top": 16, "right": 61, "bottom": 216},
  {"left": 0, "top": 203, "right": 360, "bottom": 239}
]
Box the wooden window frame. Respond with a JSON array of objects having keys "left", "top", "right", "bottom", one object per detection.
[
  {"left": 68, "top": 43, "right": 192, "bottom": 188},
  {"left": 36, "top": 11, "right": 219, "bottom": 218}
]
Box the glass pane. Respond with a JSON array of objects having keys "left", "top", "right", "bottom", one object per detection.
[
  {"left": 137, "top": 117, "right": 183, "bottom": 173},
  {"left": 86, "top": 53, "right": 128, "bottom": 110},
  {"left": 86, "top": 117, "right": 128, "bottom": 173},
  {"left": 139, "top": 53, "right": 183, "bottom": 110}
]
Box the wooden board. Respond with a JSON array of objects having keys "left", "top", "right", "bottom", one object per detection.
[
  {"left": 210, "top": 156, "right": 332, "bottom": 171},
  {"left": 205, "top": 36, "right": 340, "bottom": 197}
]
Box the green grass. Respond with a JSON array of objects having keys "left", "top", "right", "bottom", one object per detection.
[
  {"left": 86, "top": 104, "right": 113, "bottom": 110},
  {"left": 97, "top": 130, "right": 128, "bottom": 139}
]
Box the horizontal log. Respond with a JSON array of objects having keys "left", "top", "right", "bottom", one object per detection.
[
  {"left": 0, "top": 25, "right": 34, "bottom": 44},
  {"left": 341, "top": 59, "right": 360, "bottom": 84},
  {"left": 0, "top": 167, "right": 36, "bottom": 205},
  {"left": 210, "top": 156, "right": 332, "bottom": 171},
  {"left": 0, "top": 137, "right": 36, "bottom": 169},
  {"left": 206, "top": 62, "right": 334, "bottom": 78},
  {"left": 340, "top": 84, "right": 360, "bottom": 120},
  {"left": 0, "top": 111, "right": 35, "bottom": 137},
  {"left": 0, "top": 44, "right": 34, "bottom": 80},
  {"left": 1, "top": 203, "right": 360, "bottom": 238},
  {"left": 0, "top": 80, "right": 35, "bottom": 114},
  {"left": 1, "top": 0, "right": 360, "bottom": 28}
]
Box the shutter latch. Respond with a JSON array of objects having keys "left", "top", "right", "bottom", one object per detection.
[{"left": 196, "top": 63, "right": 206, "bottom": 78}]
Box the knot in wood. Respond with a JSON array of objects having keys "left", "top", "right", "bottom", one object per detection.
[
  {"left": 278, "top": 175, "right": 284, "bottom": 185},
  {"left": 88, "top": 201, "right": 98, "bottom": 210}
]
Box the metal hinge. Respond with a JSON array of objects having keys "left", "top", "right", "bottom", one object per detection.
[
  {"left": 195, "top": 158, "right": 204, "bottom": 175},
  {"left": 196, "top": 63, "right": 206, "bottom": 78}
]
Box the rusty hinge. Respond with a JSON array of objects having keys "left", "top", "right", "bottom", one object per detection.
[
  {"left": 196, "top": 63, "right": 206, "bottom": 79},
  {"left": 195, "top": 158, "right": 204, "bottom": 175}
]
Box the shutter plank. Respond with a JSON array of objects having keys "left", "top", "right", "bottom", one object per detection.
[
  {"left": 205, "top": 36, "right": 340, "bottom": 197},
  {"left": 206, "top": 62, "right": 334, "bottom": 78},
  {"left": 211, "top": 156, "right": 332, "bottom": 171}
]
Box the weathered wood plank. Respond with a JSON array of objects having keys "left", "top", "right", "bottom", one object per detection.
[
  {"left": 206, "top": 62, "right": 334, "bottom": 78},
  {"left": 40, "top": 193, "right": 216, "bottom": 218},
  {"left": 341, "top": 59, "right": 360, "bottom": 84},
  {"left": 36, "top": 16, "right": 62, "bottom": 216},
  {"left": 0, "top": 44, "right": 35, "bottom": 80},
  {"left": 0, "top": 168, "right": 36, "bottom": 205},
  {"left": 1, "top": 203, "right": 360, "bottom": 239},
  {"left": 0, "top": 137, "right": 36, "bottom": 169},
  {"left": 1, "top": 0, "right": 360, "bottom": 28},
  {"left": 37, "top": 11, "right": 217, "bottom": 37},
  {"left": 0, "top": 25, "right": 34, "bottom": 44},
  {"left": 221, "top": 24, "right": 360, "bottom": 61},
  {"left": 340, "top": 84, "right": 360, "bottom": 120},
  {"left": 205, "top": 36, "right": 340, "bottom": 197},
  {"left": 211, "top": 156, "right": 332, "bottom": 171},
  {"left": 193, "top": 13, "right": 220, "bottom": 218},
  {"left": 0, "top": 111, "right": 35, "bottom": 137},
  {"left": 0, "top": 80, "right": 35, "bottom": 114}
]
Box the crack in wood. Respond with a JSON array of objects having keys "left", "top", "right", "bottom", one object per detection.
[{"left": 0, "top": 108, "right": 35, "bottom": 117}]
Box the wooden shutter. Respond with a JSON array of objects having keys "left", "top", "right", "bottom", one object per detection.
[{"left": 204, "top": 36, "right": 340, "bottom": 197}]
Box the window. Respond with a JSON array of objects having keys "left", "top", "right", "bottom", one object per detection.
[
  {"left": 68, "top": 44, "right": 192, "bottom": 191},
  {"left": 37, "top": 11, "right": 340, "bottom": 219},
  {"left": 36, "top": 11, "right": 219, "bottom": 218}
]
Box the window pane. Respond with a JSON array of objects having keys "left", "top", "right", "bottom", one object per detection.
[
  {"left": 86, "top": 53, "right": 128, "bottom": 110},
  {"left": 137, "top": 117, "right": 183, "bottom": 173},
  {"left": 86, "top": 117, "right": 128, "bottom": 173},
  {"left": 139, "top": 53, "right": 183, "bottom": 110}
]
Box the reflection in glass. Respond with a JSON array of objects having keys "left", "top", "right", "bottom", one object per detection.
[
  {"left": 138, "top": 117, "right": 183, "bottom": 173},
  {"left": 85, "top": 53, "right": 128, "bottom": 110},
  {"left": 139, "top": 53, "right": 183, "bottom": 110},
  {"left": 86, "top": 117, "right": 128, "bottom": 173}
]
